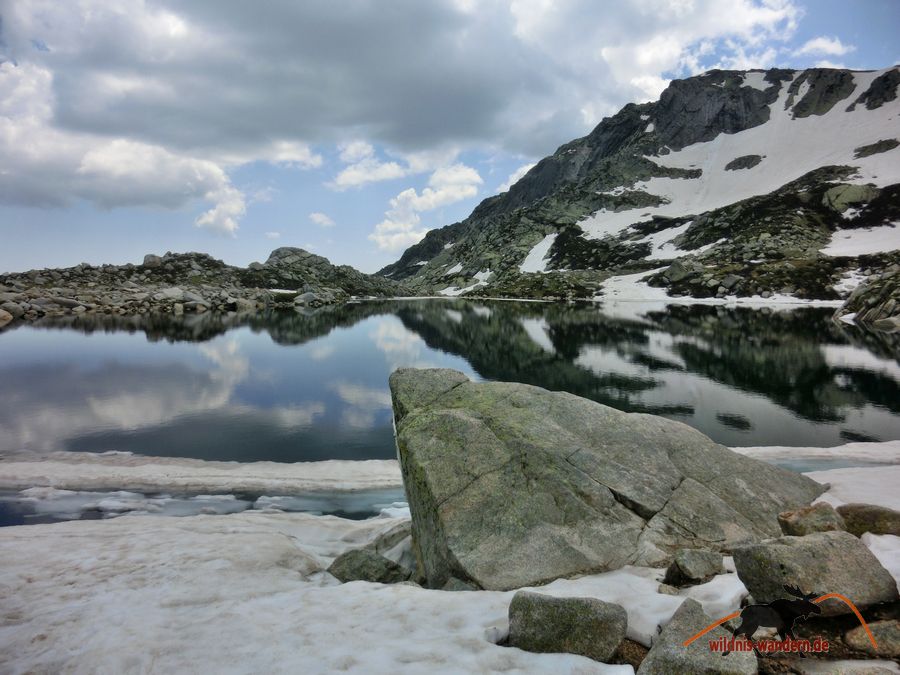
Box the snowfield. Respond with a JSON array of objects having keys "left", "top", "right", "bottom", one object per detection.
[
  {"left": 0, "top": 451, "right": 403, "bottom": 494},
  {"left": 1, "top": 442, "right": 898, "bottom": 673},
  {"left": 578, "top": 68, "right": 900, "bottom": 243},
  {"left": 821, "top": 223, "right": 900, "bottom": 256}
]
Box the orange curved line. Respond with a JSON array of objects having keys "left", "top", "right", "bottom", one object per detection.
[
  {"left": 682, "top": 593, "right": 879, "bottom": 650},
  {"left": 813, "top": 593, "right": 878, "bottom": 650},
  {"left": 682, "top": 611, "right": 740, "bottom": 647}
]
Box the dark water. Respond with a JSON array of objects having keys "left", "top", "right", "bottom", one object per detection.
[{"left": 1, "top": 299, "right": 899, "bottom": 462}]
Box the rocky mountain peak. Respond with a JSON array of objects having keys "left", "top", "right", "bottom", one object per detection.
[{"left": 380, "top": 66, "right": 900, "bottom": 325}]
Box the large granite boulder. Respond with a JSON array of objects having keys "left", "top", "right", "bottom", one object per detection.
[
  {"left": 637, "top": 599, "right": 757, "bottom": 675},
  {"left": 390, "top": 368, "right": 824, "bottom": 590},
  {"left": 733, "top": 531, "right": 899, "bottom": 616},
  {"left": 508, "top": 591, "right": 627, "bottom": 662}
]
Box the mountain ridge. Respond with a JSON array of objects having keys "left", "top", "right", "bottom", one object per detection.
[{"left": 379, "top": 66, "right": 900, "bottom": 322}]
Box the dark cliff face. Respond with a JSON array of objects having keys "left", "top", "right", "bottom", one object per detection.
[{"left": 380, "top": 66, "right": 900, "bottom": 303}]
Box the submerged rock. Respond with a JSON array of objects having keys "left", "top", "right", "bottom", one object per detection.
[
  {"left": 733, "top": 531, "right": 899, "bottom": 616},
  {"left": 507, "top": 591, "right": 627, "bottom": 663},
  {"left": 637, "top": 598, "right": 756, "bottom": 675},
  {"left": 390, "top": 368, "right": 824, "bottom": 590}
]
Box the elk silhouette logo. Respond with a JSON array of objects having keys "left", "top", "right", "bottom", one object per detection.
[
  {"left": 684, "top": 584, "right": 880, "bottom": 656},
  {"left": 723, "top": 584, "right": 821, "bottom": 656}
]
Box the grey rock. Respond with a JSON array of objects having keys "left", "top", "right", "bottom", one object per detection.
[
  {"left": 182, "top": 291, "right": 209, "bottom": 305},
  {"left": 637, "top": 598, "right": 756, "bottom": 674},
  {"left": 778, "top": 502, "right": 846, "bottom": 536},
  {"left": 794, "top": 660, "right": 900, "bottom": 675},
  {"left": 0, "top": 301, "right": 24, "bottom": 319},
  {"left": 836, "top": 503, "right": 900, "bottom": 537},
  {"left": 441, "top": 577, "right": 477, "bottom": 592},
  {"left": 844, "top": 619, "right": 900, "bottom": 658},
  {"left": 733, "top": 531, "right": 899, "bottom": 616},
  {"left": 391, "top": 369, "right": 824, "bottom": 590},
  {"left": 663, "top": 549, "right": 724, "bottom": 586},
  {"left": 142, "top": 254, "right": 162, "bottom": 267},
  {"left": 153, "top": 287, "right": 185, "bottom": 301},
  {"left": 327, "top": 549, "right": 411, "bottom": 584},
  {"left": 508, "top": 591, "right": 627, "bottom": 663}
]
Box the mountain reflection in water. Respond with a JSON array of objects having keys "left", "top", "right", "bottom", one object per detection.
[{"left": 1, "top": 300, "right": 898, "bottom": 462}]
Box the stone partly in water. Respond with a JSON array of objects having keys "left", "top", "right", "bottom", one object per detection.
[
  {"left": 836, "top": 503, "right": 900, "bottom": 537},
  {"left": 637, "top": 598, "right": 756, "bottom": 675},
  {"left": 326, "top": 549, "right": 411, "bottom": 585},
  {"left": 507, "top": 591, "right": 627, "bottom": 663},
  {"left": 778, "top": 502, "right": 846, "bottom": 536},
  {"left": 733, "top": 531, "right": 899, "bottom": 616},
  {"left": 389, "top": 368, "right": 824, "bottom": 591},
  {"left": 0, "top": 308, "right": 13, "bottom": 328}
]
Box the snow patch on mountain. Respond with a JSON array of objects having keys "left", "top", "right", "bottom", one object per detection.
[
  {"left": 579, "top": 68, "right": 900, "bottom": 241},
  {"left": 519, "top": 233, "right": 558, "bottom": 273},
  {"left": 821, "top": 223, "right": 900, "bottom": 256}
]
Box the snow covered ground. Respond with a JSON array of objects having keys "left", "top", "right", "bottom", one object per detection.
[
  {"left": 821, "top": 223, "right": 900, "bottom": 257},
  {"left": 1, "top": 441, "right": 898, "bottom": 673},
  {"left": 0, "top": 451, "right": 403, "bottom": 494},
  {"left": 595, "top": 268, "right": 844, "bottom": 308}
]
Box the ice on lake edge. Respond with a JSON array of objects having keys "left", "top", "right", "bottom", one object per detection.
[{"left": 1, "top": 443, "right": 898, "bottom": 674}]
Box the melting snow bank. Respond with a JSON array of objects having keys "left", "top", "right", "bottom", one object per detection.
[
  {"left": 0, "top": 448, "right": 898, "bottom": 672},
  {"left": 597, "top": 268, "right": 843, "bottom": 307},
  {"left": 735, "top": 440, "right": 900, "bottom": 471},
  {"left": 0, "top": 451, "right": 403, "bottom": 494},
  {"left": 0, "top": 509, "right": 638, "bottom": 674}
]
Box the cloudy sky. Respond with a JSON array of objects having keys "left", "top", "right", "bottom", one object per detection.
[{"left": 1, "top": 0, "right": 897, "bottom": 274}]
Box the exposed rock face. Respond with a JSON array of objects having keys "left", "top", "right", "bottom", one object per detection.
[
  {"left": 507, "top": 591, "right": 627, "bottom": 663},
  {"left": 389, "top": 368, "right": 824, "bottom": 590},
  {"left": 637, "top": 599, "right": 757, "bottom": 675},
  {"left": 327, "top": 549, "right": 411, "bottom": 584},
  {"left": 834, "top": 266, "right": 900, "bottom": 330},
  {"left": 778, "top": 502, "right": 847, "bottom": 536},
  {"left": 0, "top": 248, "right": 408, "bottom": 328},
  {"left": 836, "top": 503, "right": 900, "bottom": 537},
  {"left": 381, "top": 67, "right": 900, "bottom": 303},
  {"left": 733, "top": 531, "right": 899, "bottom": 616}
]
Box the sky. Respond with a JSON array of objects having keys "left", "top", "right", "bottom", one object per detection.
[{"left": 0, "top": 0, "right": 898, "bottom": 274}]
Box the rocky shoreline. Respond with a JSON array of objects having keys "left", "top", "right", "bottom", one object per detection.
[{"left": 0, "top": 247, "right": 409, "bottom": 329}]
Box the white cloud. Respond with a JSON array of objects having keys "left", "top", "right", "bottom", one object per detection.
[
  {"left": 338, "top": 140, "right": 375, "bottom": 163},
  {"left": 250, "top": 187, "right": 276, "bottom": 203},
  {"left": 265, "top": 231, "right": 281, "bottom": 239},
  {"left": 793, "top": 36, "right": 855, "bottom": 57},
  {"left": 309, "top": 212, "right": 335, "bottom": 227},
  {"left": 329, "top": 157, "right": 407, "bottom": 190},
  {"left": 497, "top": 162, "right": 536, "bottom": 193},
  {"left": 368, "top": 163, "right": 482, "bottom": 251}
]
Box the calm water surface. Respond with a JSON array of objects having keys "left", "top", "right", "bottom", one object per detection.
[{"left": 1, "top": 299, "right": 899, "bottom": 462}]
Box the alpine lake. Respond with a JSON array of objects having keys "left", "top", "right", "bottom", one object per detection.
[{"left": 1, "top": 298, "right": 898, "bottom": 523}]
